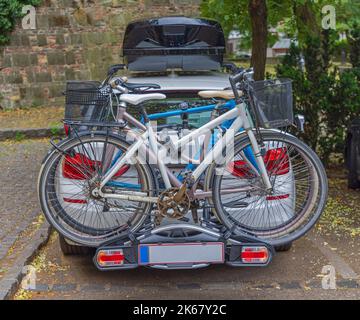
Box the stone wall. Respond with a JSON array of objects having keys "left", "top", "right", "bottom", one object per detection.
[{"left": 0, "top": 0, "right": 200, "bottom": 109}]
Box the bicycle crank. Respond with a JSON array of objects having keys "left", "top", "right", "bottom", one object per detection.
[{"left": 157, "top": 187, "right": 191, "bottom": 222}]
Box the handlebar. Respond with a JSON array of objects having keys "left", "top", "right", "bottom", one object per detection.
[
  {"left": 109, "top": 76, "right": 161, "bottom": 94},
  {"left": 229, "top": 67, "right": 254, "bottom": 102},
  {"left": 223, "top": 62, "right": 244, "bottom": 75},
  {"left": 229, "top": 67, "right": 253, "bottom": 84},
  {"left": 107, "top": 64, "right": 126, "bottom": 77},
  {"left": 124, "top": 82, "right": 161, "bottom": 91}
]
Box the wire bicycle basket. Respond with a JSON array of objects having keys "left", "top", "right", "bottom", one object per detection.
[
  {"left": 64, "top": 81, "right": 113, "bottom": 126},
  {"left": 249, "top": 78, "right": 293, "bottom": 129}
]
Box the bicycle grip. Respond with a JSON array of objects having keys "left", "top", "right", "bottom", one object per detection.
[
  {"left": 229, "top": 73, "right": 244, "bottom": 102},
  {"left": 230, "top": 69, "right": 247, "bottom": 84}
]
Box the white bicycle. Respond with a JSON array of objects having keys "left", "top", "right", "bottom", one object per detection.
[{"left": 38, "top": 69, "right": 328, "bottom": 247}]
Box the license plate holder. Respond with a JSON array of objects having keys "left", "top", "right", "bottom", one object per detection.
[{"left": 138, "top": 242, "right": 224, "bottom": 266}]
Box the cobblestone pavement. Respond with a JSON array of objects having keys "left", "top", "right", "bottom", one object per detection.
[
  {"left": 1, "top": 140, "right": 358, "bottom": 300},
  {"left": 0, "top": 139, "right": 49, "bottom": 262},
  {"left": 13, "top": 231, "right": 360, "bottom": 300}
]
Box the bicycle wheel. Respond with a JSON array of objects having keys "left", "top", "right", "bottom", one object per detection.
[
  {"left": 207, "top": 130, "right": 328, "bottom": 246},
  {"left": 38, "top": 132, "right": 155, "bottom": 247}
]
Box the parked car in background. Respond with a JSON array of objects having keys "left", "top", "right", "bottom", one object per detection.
[
  {"left": 345, "top": 118, "right": 360, "bottom": 189},
  {"left": 234, "top": 51, "right": 251, "bottom": 60}
]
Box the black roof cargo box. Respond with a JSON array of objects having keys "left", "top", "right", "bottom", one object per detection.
[{"left": 123, "top": 16, "right": 225, "bottom": 72}]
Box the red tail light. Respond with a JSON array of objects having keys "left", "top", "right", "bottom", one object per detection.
[
  {"left": 64, "top": 124, "right": 70, "bottom": 136},
  {"left": 230, "top": 147, "right": 289, "bottom": 178},
  {"left": 97, "top": 249, "right": 125, "bottom": 267},
  {"left": 62, "top": 153, "right": 130, "bottom": 180},
  {"left": 241, "top": 246, "right": 269, "bottom": 264}
]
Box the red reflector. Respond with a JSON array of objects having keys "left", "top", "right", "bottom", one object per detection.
[
  {"left": 63, "top": 197, "right": 87, "bottom": 204},
  {"left": 264, "top": 147, "right": 289, "bottom": 175},
  {"left": 64, "top": 124, "right": 70, "bottom": 136},
  {"left": 266, "top": 194, "right": 290, "bottom": 201},
  {"left": 97, "top": 249, "right": 125, "bottom": 267},
  {"left": 62, "top": 153, "right": 130, "bottom": 180},
  {"left": 241, "top": 246, "right": 269, "bottom": 264},
  {"left": 63, "top": 153, "right": 100, "bottom": 180},
  {"left": 229, "top": 147, "right": 289, "bottom": 178},
  {"left": 229, "top": 160, "right": 254, "bottom": 178}
]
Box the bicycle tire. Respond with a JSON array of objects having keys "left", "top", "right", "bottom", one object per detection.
[
  {"left": 38, "top": 132, "right": 155, "bottom": 247},
  {"left": 206, "top": 130, "right": 328, "bottom": 246}
]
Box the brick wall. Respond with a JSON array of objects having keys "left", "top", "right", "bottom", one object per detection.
[{"left": 0, "top": 0, "right": 200, "bottom": 109}]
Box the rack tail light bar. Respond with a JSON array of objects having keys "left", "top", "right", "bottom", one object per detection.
[
  {"left": 241, "top": 246, "right": 269, "bottom": 264},
  {"left": 96, "top": 249, "right": 125, "bottom": 267}
]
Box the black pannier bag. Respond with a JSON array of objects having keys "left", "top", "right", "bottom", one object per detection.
[{"left": 123, "top": 16, "right": 226, "bottom": 72}]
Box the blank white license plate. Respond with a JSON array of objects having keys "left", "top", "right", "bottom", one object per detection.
[{"left": 138, "top": 242, "right": 224, "bottom": 265}]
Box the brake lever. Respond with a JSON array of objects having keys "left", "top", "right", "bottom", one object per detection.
[{"left": 107, "top": 64, "right": 126, "bottom": 77}]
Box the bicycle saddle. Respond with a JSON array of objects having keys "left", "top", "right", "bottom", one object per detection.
[
  {"left": 120, "top": 93, "right": 166, "bottom": 105},
  {"left": 198, "top": 90, "right": 243, "bottom": 100},
  {"left": 124, "top": 82, "right": 161, "bottom": 90}
]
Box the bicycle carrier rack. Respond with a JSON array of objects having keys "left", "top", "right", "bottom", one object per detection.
[{"left": 93, "top": 220, "right": 275, "bottom": 271}]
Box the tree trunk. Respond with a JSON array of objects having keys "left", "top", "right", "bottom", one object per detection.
[
  {"left": 248, "top": 0, "right": 268, "bottom": 81},
  {"left": 293, "top": 1, "right": 320, "bottom": 44}
]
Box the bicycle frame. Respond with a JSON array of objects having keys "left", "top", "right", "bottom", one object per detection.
[
  {"left": 146, "top": 99, "right": 238, "bottom": 175},
  {"left": 145, "top": 99, "right": 260, "bottom": 174},
  {"left": 95, "top": 101, "right": 272, "bottom": 204},
  {"left": 109, "top": 97, "right": 258, "bottom": 185}
]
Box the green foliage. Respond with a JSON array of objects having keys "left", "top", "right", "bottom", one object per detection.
[
  {"left": 334, "top": 0, "right": 360, "bottom": 31},
  {"left": 201, "top": 0, "right": 360, "bottom": 164},
  {"left": 0, "top": 0, "right": 41, "bottom": 45},
  {"left": 200, "top": 0, "right": 249, "bottom": 37},
  {"left": 15, "top": 131, "right": 25, "bottom": 141},
  {"left": 200, "top": 0, "right": 292, "bottom": 46},
  {"left": 319, "top": 68, "right": 360, "bottom": 162},
  {"left": 277, "top": 42, "right": 322, "bottom": 151},
  {"left": 291, "top": 0, "right": 360, "bottom": 40},
  {"left": 348, "top": 23, "right": 360, "bottom": 68},
  {"left": 50, "top": 125, "right": 60, "bottom": 136},
  {"left": 200, "top": 0, "right": 360, "bottom": 50},
  {"left": 277, "top": 40, "right": 360, "bottom": 165}
]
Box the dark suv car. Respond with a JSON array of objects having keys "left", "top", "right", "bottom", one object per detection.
[{"left": 345, "top": 119, "right": 360, "bottom": 189}]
